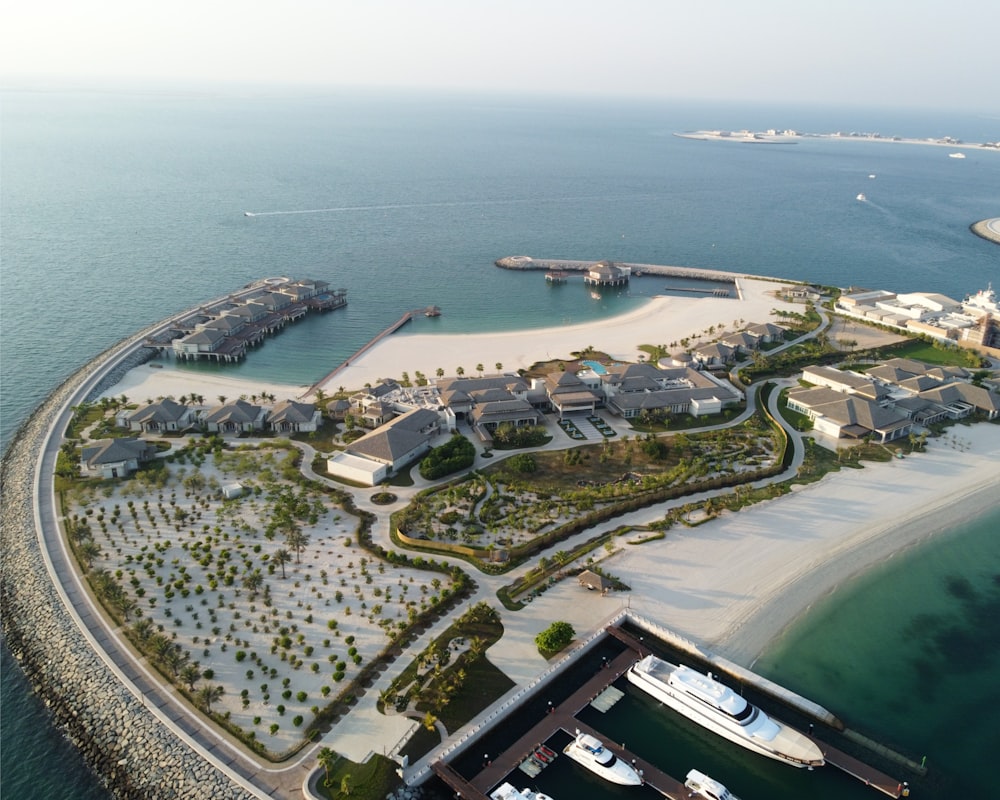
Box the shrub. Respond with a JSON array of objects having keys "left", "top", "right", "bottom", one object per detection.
[
  {"left": 418, "top": 434, "right": 475, "bottom": 480},
  {"left": 535, "top": 621, "right": 574, "bottom": 655}
]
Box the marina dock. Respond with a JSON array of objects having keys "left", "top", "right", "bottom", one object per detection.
[{"left": 437, "top": 624, "right": 911, "bottom": 800}]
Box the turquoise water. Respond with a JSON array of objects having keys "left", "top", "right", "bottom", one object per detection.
[
  {"left": 582, "top": 360, "right": 609, "bottom": 374},
  {"left": 2, "top": 86, "right": 998, "bottom": 798},
  {"left": 754, "top": 505, "right": 1000, "bottom": 796}
]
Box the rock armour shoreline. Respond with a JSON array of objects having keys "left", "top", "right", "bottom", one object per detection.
[{"left": 1, "top": 336, "right": 254, "bottom": 799}]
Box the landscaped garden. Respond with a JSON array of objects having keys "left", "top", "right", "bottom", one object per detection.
[
  {"left": 63, "top": 436, "right": 465, "bottom": 757},
  {"left": 394, "top": 415, "right": 784, "bottom": 570}
]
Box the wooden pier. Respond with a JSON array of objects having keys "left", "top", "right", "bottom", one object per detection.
[{"left": 300, "top": 306, "right": 431, "bottom": 398}]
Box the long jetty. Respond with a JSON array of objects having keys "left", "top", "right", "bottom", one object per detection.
[
  {"left": 300, "top": 307, "right": 431, "bottom": 398},
  {"left": 439, "top": 625, "right": 910, "bottom": 800}
]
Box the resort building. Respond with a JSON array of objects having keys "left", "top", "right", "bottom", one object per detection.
[
  {"left": 787, "top": 387, "right": 912, "bottom": 443},
  {"left": 600, "top": 363, "right": 742, "bottom": 419},
  {"left": 267, "top": 400, "right": 322, "bottom": 434},
  {"left": 583, "top": 260, "right": 630, "bottom": 287},
  {"left": 835, "top": 285, "right": 999, "bottom": 356},
  {"left": 326, "top": 408, "right": 443, "bottom": 486},
  {"left": 80, "top": 438, "right": 157, "bottom": 479},
  {"left": 745, "top": 322, "right": 787, "bottom": 343},
  {"left": 543, "top": 371, "right": 602, "bottom": 418},
  {"left": 201, "top": 399, "right": 268, "bottom": 434},
  {"left": 469, "top": 399, "right": 542, "bottom": 434},
  {"left": 691, "top": 342, "right": 735, "bottom": 367},
  {"left": 118, "top": 397, "right": 195, "bottom": 433},
  {"left": 147, "top": 279, "right": 346, "bottom": 363}
]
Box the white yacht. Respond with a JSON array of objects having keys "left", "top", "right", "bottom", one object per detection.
[
  {"left": 490, "top": 782, "right": 555, "bottom": 800},
  {"left": 562, "top": 731, "right": 643, "bottom": 785},
  {"left": 856, "top": 193, "right": 867, "bottom": 202},
  {"left": 627, "top": 655, "right": 824, "bottom": 768},
  {"left": 684, "top": 769, "right": 741, "bottom": 800},
  {"left": 949, "top": 152, "right": 966, "bottom": 158}
]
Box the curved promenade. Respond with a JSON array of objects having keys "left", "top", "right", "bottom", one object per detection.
[{"left": 970, "top": 217, "right": 1000, "bottom": 245}]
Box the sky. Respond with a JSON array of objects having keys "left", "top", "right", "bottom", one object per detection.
[{"left": 3, "top": 0, "right": 999, "bottom": 111}]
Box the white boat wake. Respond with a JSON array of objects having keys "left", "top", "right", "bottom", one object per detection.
[{"left": 241, "top": 193, "right": 653, "bottom": 218}]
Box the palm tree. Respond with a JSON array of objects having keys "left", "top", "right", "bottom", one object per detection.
[
  {"left": 180, "top": 662, "right": 202, "bottom": 691},
  {"left": 116, "top": 594, "right": 138, "bottom": 622},
  {"left": 436, "top": 368, "right": 444, "bottom": 380},
  {"left": 197, "top": 683, "right": 224, "bottom": 713},
  {"left": 317, "top": 747, "right": 338, "bottom": 787},
  {"left": 315, "top": 388, "right": 327, "bottom": 406},
  {"left": 217, "top": 395, "right": 227, "bottom": 405},
  {"left": 456, "top": 366, "right": 465, "bottom": 378},
  {"left": 495, "top": 362, "right": 503, "bottom": 372},
  {"left": 242, "top": 570, "right": 264, "bottom": 599},
  {"left": 132, "top": 618, "right": 155, "bottom": 643},
  {"left": 272, "top": 548, "right": 292, "bottom": 578},
  {"left": 283, "top": 524, "right": 309, "bottom": 564},
  {"left": 476, "top": 363, "right": 484, "bottom": 376},
  {"left": 78, "top": 540, "right": 102, "bottom": 569}
]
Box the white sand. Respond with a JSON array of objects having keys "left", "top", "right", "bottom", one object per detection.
[
  {"left": 605, "top": 424, "right": 1000, "bottom": 663},
  {"left": 98, "top": 362, "right": 306, "bottom": 405},
  {"left": 318, "top": 276, "right": 791, "bottom": 394}
]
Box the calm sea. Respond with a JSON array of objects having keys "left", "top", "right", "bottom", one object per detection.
[{"left": 1, "top": 87, "right": 998, "bottom": 798}]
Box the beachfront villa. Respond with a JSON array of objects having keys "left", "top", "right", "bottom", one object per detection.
[
  {"left": 144, "top": 279, "right": 347, "bottom": 363},
  {"left": 80, "top": 437, "right": 157, "bottom": 479},
  {"left": 790, "top": 357, "right": 1000, "bottom": 441},
  {"left": 266, "top": 399, "right": 322, "bottom": 433},
  {"left": 201, "top": 399, "right": 268, "bottom": 433},
  {"left": 117, "top": 397, "right": 195, "bottom": 433}
]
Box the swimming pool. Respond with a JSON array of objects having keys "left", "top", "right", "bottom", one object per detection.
[{"left": 582, "top": 360, "right": 607, "bottom": 374}]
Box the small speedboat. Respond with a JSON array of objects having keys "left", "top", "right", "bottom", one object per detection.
[
  {"left": 563, "top": 731, "right": 642, "bottom": 786},
  {"left": 685, "top": 769, "right": 741, "bottom": 800},
  {"left": 949, "top": 152, "right": 966, "bottom": 159},
  {"left": 856, "top": 193, "right": 867, "bottom": 202}
]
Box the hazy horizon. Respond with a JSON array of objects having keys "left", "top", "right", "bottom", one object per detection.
[{"left": 4, "top": 1, "right": 999, "bottom": 113}]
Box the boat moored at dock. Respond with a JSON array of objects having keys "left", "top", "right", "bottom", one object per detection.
[
  {"left": 563, "top": 731, "right": 643, "bottom": 785},
  {"left": 627, "top": 655, "right": 824, "bottom": 768},
  {"left": 685, "top": 769, "right": 741, "bottom": 800},
  {"left": 489, "top": 782, "right": 555, "bottom": 800}
]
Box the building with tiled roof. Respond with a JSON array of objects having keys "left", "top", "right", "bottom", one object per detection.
[
  {"left": 80, "top": 438, "right": 157, "bottom": 479},
  {"left": 201, "top": 399, "right": 267, "bottom": 433},
  {"left": 267, "top": 400, "right": 322, "bottom": 433},
  {"left": 120, "top": 398, "right": 194, "bottom": 433},
  {"left": 326, "top": 408, "right": 442, "bottom": 485}
]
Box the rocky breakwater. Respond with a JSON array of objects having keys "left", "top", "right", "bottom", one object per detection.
[{"left": 1, "top": 337, "right": 257, "bottom": 799}]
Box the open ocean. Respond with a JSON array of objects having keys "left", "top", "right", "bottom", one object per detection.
[{"left": 1, "top": 86, "right": 998, "bottom": 798}]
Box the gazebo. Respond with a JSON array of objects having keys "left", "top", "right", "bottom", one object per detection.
[{"left": 578, "top": 570, "right": 613, "bottom": 593}]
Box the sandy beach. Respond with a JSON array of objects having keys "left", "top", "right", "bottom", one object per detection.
[
  {"left": 607, "top": 424, "right": 1000, "bottom": 663},
  {"left": 321, "top": 277, "right": 788, "bottom": 393}
]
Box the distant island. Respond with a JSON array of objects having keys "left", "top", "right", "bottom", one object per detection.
[{"left": 675, "top": 129, "right": 1000, "bottom": 151}]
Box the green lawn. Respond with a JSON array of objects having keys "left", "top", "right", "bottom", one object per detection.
[{"left": 881, "top": 339, "right": 983, "bottom": 368}]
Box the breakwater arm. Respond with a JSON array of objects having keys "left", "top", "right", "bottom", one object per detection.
[{"left": 496, "top": 255, "right": 764, "bottom": 285}]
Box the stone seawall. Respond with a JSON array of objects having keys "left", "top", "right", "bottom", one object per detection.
[{"left": 1, "top": 340, "right": 255, "bottom": 799}]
